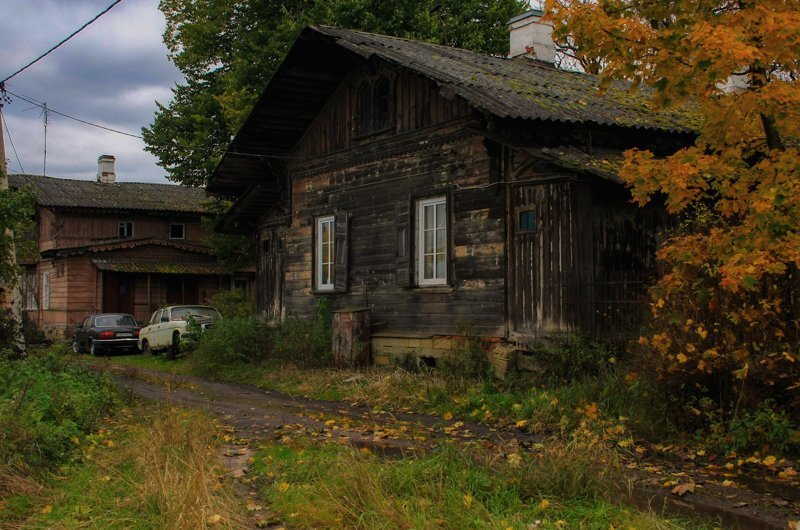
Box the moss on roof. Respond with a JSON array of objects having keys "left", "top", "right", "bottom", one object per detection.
[{"left": 8, "top": 174, "right": 208, "bottom": 213}]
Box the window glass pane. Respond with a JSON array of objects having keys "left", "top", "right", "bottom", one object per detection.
[
  {"left": 436, "top": 203, "right": 446, "bottom": 229},
  {"left": 425, "top": 230, "right": 434, "bottom": 253},
  {"left": 519, "top": 210, "right": 535, "bottom": 232},
  {"left": 424, "top": 255, "right": 434, "bottom": 278},
  {"left": 435, "top": 255, "right": 445, "bottom": 278},
  {"left": 435, "top": 229, "right": 446, "bottom": 253},
  {"left": 425, "top": 205, "right": 434, "bottom": 231}
]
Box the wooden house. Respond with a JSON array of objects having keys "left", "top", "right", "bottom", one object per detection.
[
  {"left": 10, "top": 156, "right": 253, "bottom": 339},
  {"left": 208, "top": 15, "right": 697, "bottom": 364}
]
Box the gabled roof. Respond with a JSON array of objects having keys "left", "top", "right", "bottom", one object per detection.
[
  {"left": 9, "top": 174, "right": 208, "bottom": 214},
  {"left": 208, "top": 25, "right": 699, "bottom": 195}
]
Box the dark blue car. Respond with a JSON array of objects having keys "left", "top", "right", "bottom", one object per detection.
[{"left": 71, "top": 313, "right": 141, "bottom": 356}]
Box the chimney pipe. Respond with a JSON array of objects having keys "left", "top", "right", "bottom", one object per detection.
[
  {"left": 97, "top": 155, "right": 116, "bottom": 184},
  {"left": 508, "top": 9, "right": 556, "bottom": 64}
]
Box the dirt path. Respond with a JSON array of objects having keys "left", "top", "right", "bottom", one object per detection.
[{"left": 99, "top": 364, "right": 798, "bottom": 529}]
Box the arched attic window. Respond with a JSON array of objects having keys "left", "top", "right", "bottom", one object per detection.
[{"left": 354, "top": 74, "right": 395, "bottom": 137}]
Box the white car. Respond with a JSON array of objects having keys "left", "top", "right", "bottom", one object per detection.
[{"left": 139, "top": 305, "right": 221, "bottom": 358}]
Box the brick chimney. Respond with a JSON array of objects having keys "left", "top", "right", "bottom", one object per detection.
[
  {"left": 508, "top": 9, "right": 556, "bottom": 64},
  {"left": 97, "top": 155, "right": 116, "bottom": 184}
]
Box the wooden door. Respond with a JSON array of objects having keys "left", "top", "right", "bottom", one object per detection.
[
  {"left": 103, "top": 273, "right": 135, "bottom": 315},
  {"left": 509, "top": 181, "right": 588, "bottom": 338},
  {"left": 259, "top": 227, "right": 285, "bottom": 321}
]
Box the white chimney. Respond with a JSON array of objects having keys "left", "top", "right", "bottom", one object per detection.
[
  {"left": 97, "top": 155, "right": 116, "bottom": 184},
  {"left": 509, "top": 9, "right": 556, "bottom": 64}
]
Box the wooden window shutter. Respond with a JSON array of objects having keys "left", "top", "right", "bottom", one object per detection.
[
  {"left": 446, "top": 187, "right": 456, "bottom": 286},
  {"left": 395, "top": 198, "right": 412, "bottom": 287},
  {"left": 333, "top": 212, "right": 349, "bottom": 293}
]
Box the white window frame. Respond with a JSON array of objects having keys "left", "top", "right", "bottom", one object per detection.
[
  {"left": 169, "top": 223, "right": 185, "bottom": 240},
  {"left": 315, "top": 215, "right": 335, "bottom": 291},
  {"left": 119, "top": 221, "right": 134, "bottom": 238},
  {"left": 42, "top": 271, "right": 50, "bottom": 310},
  {"left": 417, "top": 196, "right": 448, "bottom": 286}
]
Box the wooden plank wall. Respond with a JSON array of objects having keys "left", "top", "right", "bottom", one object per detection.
[
  {"left": 39, "top": 210, "right": 206, "bottom": 249},
  {"left": 293, "top": 66, "right": 471, "bottom": 160},
  {"left": 284, "top": 119, "right": 505, "bottom": 336}
]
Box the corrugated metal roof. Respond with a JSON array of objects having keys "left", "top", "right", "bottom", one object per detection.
[
  {"left": 8, "top": 174, "right": 208, "bottom": 213},
  {"left": 313, "top": 26, "right": 700, "bottom": 133},
  {"left": 92, "top": 258, "right": 229, "bottom": 275}
]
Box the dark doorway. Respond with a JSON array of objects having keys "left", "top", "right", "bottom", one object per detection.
[
  {"left": 165, "top": 276, "right": 198, "bottom": 305},
  {"left": 103, "top": 273, "right": 135, "bottom": 315}
]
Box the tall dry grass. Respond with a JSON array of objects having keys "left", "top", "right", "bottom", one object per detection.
[{"left": 133, "top": 407, "right": 248, "bottom": 529}]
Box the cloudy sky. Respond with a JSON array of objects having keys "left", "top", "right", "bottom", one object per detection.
[{"left": 1, "top": 0, "right": 183, "bottom": 183}]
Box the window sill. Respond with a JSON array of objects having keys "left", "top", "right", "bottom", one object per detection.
[{"left": 412, "top": 285, "right": 453, "bottom": 294}]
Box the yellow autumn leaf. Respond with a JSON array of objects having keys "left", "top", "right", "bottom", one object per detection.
[
  {"left": 515, "top": 419, "right": 528, "bottom": 428},
  {"left": 763, "top": 455, "right": 777, "bottom": 466},
  {"left": 463, "top": 494, "right": 473, "bottom": 509},
  {"left": 207, "top": 514, "right": 223, "bottom": 525},
  {"left": 325, "top": 419, "right": 336, "bottom": 426},
  {"left": 443, "top": 412, "right": 453, "bottom": 421},
  {"left": 277, "top": 482, "right": 290, "bottom": 493},
  {"left": 40, "top": 505, "right": 53, "bottom": 514},
  {"left": 676, "top": 353, "right": 688, "bottom": 364},
  {"left": 538, "top": 498, "right": 550, "bottom": 510}
]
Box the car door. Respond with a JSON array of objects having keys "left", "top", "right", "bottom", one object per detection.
[
  {"left": 78, "top": 316, "right": 92, "bottom": 350},
  {"left": 143, "top": 310, "right": 161, "bottom": 348},
  {"left": 155, "top": 309, "right": 171, "bottom": 348}
]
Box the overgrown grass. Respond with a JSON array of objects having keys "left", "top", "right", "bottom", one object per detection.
[
  {"left": 0, "top": 348, "right": 123, "bottom": 471},
  {"left": 9, "top": 404, "right": 247, "bottom": 529},
  {"left": 250, "top": 437, "right": 705, "bottom": 529}
]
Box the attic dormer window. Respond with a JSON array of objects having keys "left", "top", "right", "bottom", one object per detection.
[{"left": 354, "top": 74, "right": 395, "bottom": 137}]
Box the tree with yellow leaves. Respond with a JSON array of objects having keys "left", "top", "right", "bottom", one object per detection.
[{"left": 547, "top": 1, "right": 800, "bottom": 417}]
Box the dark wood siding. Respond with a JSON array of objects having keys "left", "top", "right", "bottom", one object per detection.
[
  {"left": 283, "top": 121, "right": 506, "bottom": 337},
  {"left": 294, "top": 67, "right": 471, "bottom": 160}
]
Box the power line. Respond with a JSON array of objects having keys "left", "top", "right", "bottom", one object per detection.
[
  {"left": 0, "top": 0, "right": 125, "bottom": 85},
  {"left": 6, "top": 89, "right": 143, "bottom": 139},
  {"left": 1, "top": 109, "right": 26, "bottom": 174}
]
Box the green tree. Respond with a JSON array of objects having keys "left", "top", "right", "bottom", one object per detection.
[{"left": 143, "top": 0, "right": 526, "bottom": 187}]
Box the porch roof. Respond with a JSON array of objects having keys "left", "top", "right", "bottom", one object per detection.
[{"left": 92, "top": 258, "right": 230, "bottom": 275}]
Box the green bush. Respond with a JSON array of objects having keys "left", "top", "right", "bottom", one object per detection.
[
  {"left": 209, "top": 288, "right": 255, "bottom": 319},
  {"left": 440, "top": 329, "right": 491, "bottom": 380},
  {"left": 188, "top": 316, "right": 271, "bottom": 377},
  {"left": 0, "top": 349, "right": 123, "bottom": 470},
  {"left": 272, "top": 298, "right": 332, "bottom": 368},
  {"left": 527, "top": 335, "right": 618, "bottom": 384},
  {"left": 703, "top": 400, "right": 800, "bottom": 457}
]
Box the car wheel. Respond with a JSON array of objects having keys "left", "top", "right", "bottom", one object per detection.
[
  {"left": 89, "top": 341, "right": 99, "bottom": 356},
  {"left": 167, "top": 332, "right": 180, "bottom": 360},
  {"left": 71, "top": 337, "right": 81, "bottom": 354},
  {"left": 142, "top": 340, "right": 154, "bottom": 356}
]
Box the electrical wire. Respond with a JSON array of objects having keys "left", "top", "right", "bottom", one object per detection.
[
  {"left": 0, "top": 0, "right": 124, "bottom": 85},
  {"left": 6, "top": 90, "right": 143, "bottom": 139},
  {"left": 1, "top": 109, "right": 26, "bottom": 174}
]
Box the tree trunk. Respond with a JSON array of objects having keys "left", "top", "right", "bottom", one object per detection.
[{"left": 0, "top": 104, "right": 27, "bottom": 357}]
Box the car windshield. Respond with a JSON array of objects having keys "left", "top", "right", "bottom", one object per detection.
[
  {"left": 95, "top": 315, "right": 137, "bottom": 327},
  {"left": 170, "top": 306, "right": 220, "bottom": 320}
]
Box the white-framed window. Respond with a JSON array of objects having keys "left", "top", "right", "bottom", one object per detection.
[
  {"left": 25, "top": 271, "right": 38, "bottom": 310},
  {"left": 169, "top": 223, "right": 185, "bottom": 239},
  {"left": 119, "top": 221, "right": 133, "bottom": 238},
  {"left": 315, "top": 215, "right": 335, "bottom": 291},
  {"left": 417, "top": 196, "right": 447, "bottom": 286},
  {"left": 42, "top": 271, "right": 50, "bottom": 310}
]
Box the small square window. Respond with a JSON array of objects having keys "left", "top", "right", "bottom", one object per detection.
[
  {"left": 518, "top": 210, "right": 535, "bottom": 233},
  {"left": 169, "top": 224, "right": 185, "bottom": 239},
  {"left": 119, "top": 221, "right": 133, "bottom": 238},
  {"left": 262, "top": 238, "right": 271, "bottom": 254}
]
